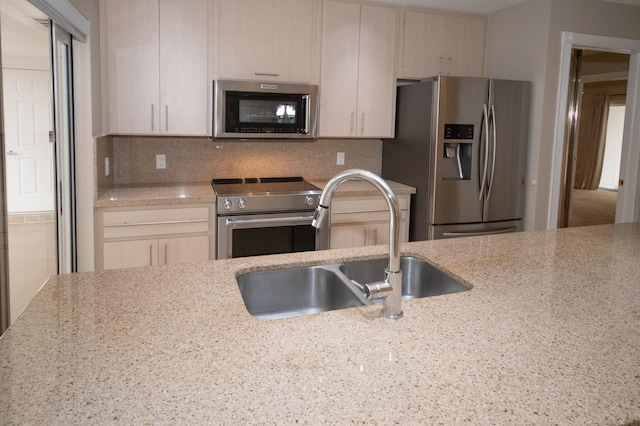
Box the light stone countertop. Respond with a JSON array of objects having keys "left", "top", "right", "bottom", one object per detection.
[
  {"left": 95, "top": 182, "right": 216, "bottom": 207},
  {"left": 1, "top": 223, "right": 639, "bottom": 424},
  {"left": 94, "top": 179, "right": 416, "bottom": 208}
]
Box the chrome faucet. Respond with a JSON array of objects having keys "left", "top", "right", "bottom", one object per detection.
[{"left": 312, "top": 169, "right": 403, "bottom": 319}]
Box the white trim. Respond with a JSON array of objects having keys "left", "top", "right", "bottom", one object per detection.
[
  {"left": 27, "top": 0, "right": 89, "bottom": 42},
  {"left": 549, "top": 32, "right": 640, "bottom": 228},
  {"left": 580, "top": 71, "right": 628, "bottom": 84},
  {"left": 620, "top": 53, "right": 640, "bottom": 222}
]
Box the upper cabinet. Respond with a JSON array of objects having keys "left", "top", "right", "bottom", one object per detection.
[
  {"left": 398, "top": 8, "right": 486, "bottom": 79},
  {"left": 215, "top": 0, "right": 319, "bottom": 83},
  {"left": 319, "top": 0, "right": 398, "bottom": 138},
  {"left": 102, "top": 0, "right": 209, "bottom": 136}
]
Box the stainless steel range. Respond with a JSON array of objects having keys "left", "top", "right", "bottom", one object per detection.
[{"left": 212, "top": 177, "right": 329, "bottom": 259}]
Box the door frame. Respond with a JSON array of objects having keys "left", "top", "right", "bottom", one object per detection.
[
  {"left": 51, "top": 23, "right": 77, "bottom": 273},
  {"left": 549, "top": 32, "right": 640, "bottom": 228}
]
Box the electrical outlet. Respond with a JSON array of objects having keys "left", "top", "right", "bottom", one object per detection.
[
  {"left": 156, "top": 154, "right": 166, "bottom": 169},
  {"left": 105, "top": 157, "right": 110, "bottom": 177},
  {"left": 337, "top": 152, "right": 345, "bottom": 165}
]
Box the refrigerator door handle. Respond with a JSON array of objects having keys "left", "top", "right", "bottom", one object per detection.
[
  {"left": 442, "top": 226, "right": 518, "bottom": 238},
  {"left": 486, "top": 104, "right": 498, "bottom": 200},
  {"left": 480, "top": 104, "right": 490, "bottom": 200}
]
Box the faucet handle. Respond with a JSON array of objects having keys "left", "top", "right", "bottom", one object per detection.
[
  {"left": 364, "top": 280, "right": 392, "bottom": 301},
  {"left": 311, "top": 205, "right": 329, "bottom": 228}
]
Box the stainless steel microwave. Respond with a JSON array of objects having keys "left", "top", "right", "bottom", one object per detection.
[{"left": 213, "top": 80, "right": 318, "bottom": 139}]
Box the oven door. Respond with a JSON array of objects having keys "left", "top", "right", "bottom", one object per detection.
[{"left": 217, "top": 211, "right": 329, "bottom": 259}]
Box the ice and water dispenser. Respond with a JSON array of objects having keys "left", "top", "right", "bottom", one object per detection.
[{"left": 442, "top": 124, "right": 473, "bottom": 180}]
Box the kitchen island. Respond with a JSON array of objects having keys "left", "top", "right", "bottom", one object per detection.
[{"left": 1, "top": 223, "right": 639, "bottom": 424}]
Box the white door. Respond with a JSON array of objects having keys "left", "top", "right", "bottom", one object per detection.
[{"left": 3, "top": 68, "right": 54, "bottom": 213}]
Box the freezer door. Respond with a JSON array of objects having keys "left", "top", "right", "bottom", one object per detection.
[
  {"left": 483, "top": 79, "right": 530, "bottom": 222},
  {"left": 432, "top": 76, "right": 489, "bottom": 225}
]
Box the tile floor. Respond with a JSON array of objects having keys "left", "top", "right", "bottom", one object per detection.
[{"left": 7, "top": 212, "right": 56, "bottom": 323}]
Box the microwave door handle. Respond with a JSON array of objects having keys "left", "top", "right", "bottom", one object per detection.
[{"left": 304, "top": 94, "right": 311, "bottom": 134}]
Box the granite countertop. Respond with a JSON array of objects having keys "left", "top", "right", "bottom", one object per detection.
[
  {"left": 94, "top": 179, "right": 416, "bottom": 208},
  {"left": 95, "top": 182, "right": 217, "bottom": 207},
  {"left": 1, "top": 223, "right": 639, "bottom": 424}
]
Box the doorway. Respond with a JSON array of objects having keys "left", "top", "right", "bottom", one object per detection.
[
  {"left": 550, "top": 32, "right": 640, "bottom": 229},
  {"left": 0, "top": 0, "right": 76, "bottom": 324},
  {"left": 561, "top": 50, "right": 630, "bottom": 228}
]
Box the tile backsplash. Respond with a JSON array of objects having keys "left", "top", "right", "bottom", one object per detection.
[{"left": 98, "top": 136, "right": 382, "bottom": 189}]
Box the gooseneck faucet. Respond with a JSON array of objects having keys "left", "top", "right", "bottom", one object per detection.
[{"left": 312, "top": 169, "right": 403, "bottom": 319}]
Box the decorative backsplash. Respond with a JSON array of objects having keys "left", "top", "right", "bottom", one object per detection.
[{"left": 96, "top": 136, "right": 382, "bottom": 197}]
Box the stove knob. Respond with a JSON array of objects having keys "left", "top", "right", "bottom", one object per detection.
[
  {"left": 305, "top": 196, "right": 316, "bottom": 206},
  {"left": 223, "top": 199, "right": 232, "bottom": 210},
  {"left": 238, "top": 198, "right": 247, "bottom": 209}
]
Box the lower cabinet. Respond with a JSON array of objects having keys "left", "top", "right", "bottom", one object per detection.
[
  {"left": 329, "top": 195, "right": 410, "bottom": 249},
  {"left": 96, "top": 204, "right": 214, "bottom": 271},
  {"left": 103, "top": 235, "right": 210, "bottom": 270}
]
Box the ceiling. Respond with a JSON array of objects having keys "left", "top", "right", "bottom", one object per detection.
[{"left": 379, "top": 0, "right": 640, "bottom": 15}]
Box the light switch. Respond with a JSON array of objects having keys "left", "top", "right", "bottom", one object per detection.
[
  {"left": 337, "top": 152, "right": 345, "bottom": 165},
  {"left": 105, "top": 157, "right": 110, "bottom": 176}
]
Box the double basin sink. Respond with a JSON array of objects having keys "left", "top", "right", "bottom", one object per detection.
[{"left": 236, "top": 256, "right": 470, "bottom": 319}]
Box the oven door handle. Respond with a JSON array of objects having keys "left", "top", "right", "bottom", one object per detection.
[{"left": 225, "top": 215, "right": 314, "bottom": 228}]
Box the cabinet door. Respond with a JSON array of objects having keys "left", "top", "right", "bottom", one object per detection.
[
  {"left": 356, "top": 4, "right": 398, "bottom": 138},
  {"left": 159, "top": 0, "right": 209, "bottom": 135},
  {"left": 330, "top": 223, "right": 368, "bottom": 249},
  {"left": 399, "top": 10, "right": 485, "bottom": 79},
  {"left": 400, "top": 10, "right": 446, "bottom": 79},
  {"left": 104, "top": 239, "right": 158, "bottom": 270},
  {"left": 103, "top": 0, "right": 160, "bottom": 134},
  {"left": 159, "top": 235, "right": 210, "bottom": 265},
  {"left": 444, "top": 15, "right": 485, "bottom": 77},
  {"left": 318, "top": 0, "right": 360, "bottom": 137},
  {"left": 369, "top": 222, "right": 390, "bottom": 246},
  {"left": 219, "top": 0, "right": 315, "bottom": 83}
]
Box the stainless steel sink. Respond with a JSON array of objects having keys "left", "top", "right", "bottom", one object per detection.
[
  {"left": 236, "top": 265, "right": 365, "bottom": 320},
  {"left": 339, "top": 256, "right": 469, "bottom": 301},
  {"left": 236, "top": 256, "right": 469, "bottom": 319}
]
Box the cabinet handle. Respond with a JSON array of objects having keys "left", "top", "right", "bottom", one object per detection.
[
  {"left": 373, "top": 227, "right": 377, "bottom": 245},
  {"left": 104, "top": 219, "right": 208, "bottom": 227},
  {"left": 360, "top": 113, "right": 365, "bottom": 135},
  {"left": 350, "top": 112, "right": 355, "bottom": 135},
  {"left": 164, "top": 243, "right": 168, "bottom": 265},
  {"left": 149, "top": 244, "right": 153, "bottom": 266},
  {"left": 254, "top": 72, "right": 279, "bottom": 77},
  {"left": 363, "top": 228, "right": 367, "bottom": 246},
  {"left": 165, "top": 105, "right": 169, "bottom": 132},
  {"left": 151, "top": 104, "right": 155, "bottom": 131}
]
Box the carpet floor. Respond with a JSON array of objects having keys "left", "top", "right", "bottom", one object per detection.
[{"left": 568, "top": 188, "right": 617, "bottom": 227}]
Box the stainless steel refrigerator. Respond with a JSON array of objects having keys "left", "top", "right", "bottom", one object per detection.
[{"left": 382, "top": 76, "right": 530, "bottom": 240}]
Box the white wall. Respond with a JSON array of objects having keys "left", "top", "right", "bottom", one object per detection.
[
  {"left": 600, "top": 105, "right": 625, "bottom": 190},
  {"left": 485, "top": 0, "right": 640, "bottom": 230}
]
